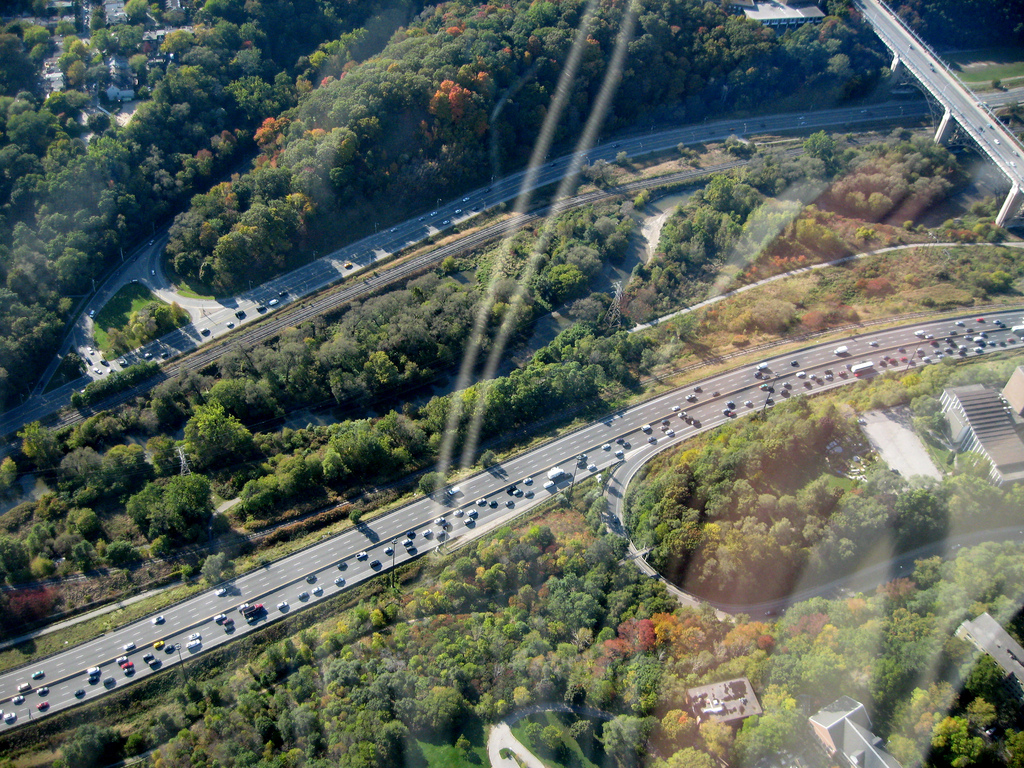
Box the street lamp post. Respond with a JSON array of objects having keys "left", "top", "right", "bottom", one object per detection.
[
  {"left": 175, "top": 643, "right": 189, "bottom": 687},
  {"left": 391, "top": 538, "right": 397, "bottom": 588}
]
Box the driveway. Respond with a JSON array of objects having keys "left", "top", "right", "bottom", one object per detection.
[
  {"left": 488, "top": 722, "right": 546, "bottom": 768},
  {"left": 860, "top": 407, "right": 943, "bottom": 480}
]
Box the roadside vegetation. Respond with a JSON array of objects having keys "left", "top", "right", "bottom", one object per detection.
[
  {"left": 91, "top": 284, "right": 189, "bottom": 357},
  {"left": 626, "top": 351, "right": 1024, "bottom": 606},
  {"left": 164, "top": 0, "right": 888, "bottom": 294}
]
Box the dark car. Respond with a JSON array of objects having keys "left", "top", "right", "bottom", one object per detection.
[
  {"left": 489, "top": 500, "right": 498, "bottom": 508},
  {"left": 370, "top": 560, "right": 381, "bottom": 570},
  {"left": 790, "top": 360, "right": 799, "bottom": 366},
  {"left": 306, "top": 574, "right": 316, "bottom": 583},
  {"left": 75, "top": 689, "right": 85, "bottom": 698},
  {"left": 235, "top": 310, "right": 246, "bottom": 319},
  {"left": 506, "top": 500, "right": 515, "bottom": 508}
]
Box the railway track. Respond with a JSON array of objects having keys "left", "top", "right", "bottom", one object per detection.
[{"left": 12, "top": 148, "right": 809, "bottom": 438}]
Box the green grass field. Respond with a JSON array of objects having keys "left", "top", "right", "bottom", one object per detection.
[
  {"left": 946, "top": 47, "right": 1024, "bottom": 87},
  {"left": 510, "top": 712, "right": 605, "bottom": 768},
  {"left": 415, "top": 721, "right": 489, "bottom": 768},
  {"left": 92, "top": 284, "right": 175, "bottom": 356}
]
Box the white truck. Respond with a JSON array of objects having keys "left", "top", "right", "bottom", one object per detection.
[
  {"left": 850, "top": 361, "right": 875, "bottom": 377},
  {"left": 1012, "top": 325, "right": 1024, "bottom": 337},
  {"left": 833, "top": 345, "right": 849, "bottom": 356},
  {"left": 547, "top": 467, "right": 568, "bottom": 481}
]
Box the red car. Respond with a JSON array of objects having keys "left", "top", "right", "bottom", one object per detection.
[{"left": 37, "top": 701, "right": 49, "bottom": 711}]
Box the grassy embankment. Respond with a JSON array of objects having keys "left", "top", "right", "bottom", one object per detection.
[{"left": 946, "top": 47, "right": 1024, "bottom": 90}]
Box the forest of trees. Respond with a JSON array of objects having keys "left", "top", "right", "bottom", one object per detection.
[
  {"left": 164, "top": 0, "right": 889, "bottom": 293},
  {"left": 0, "top": 0, "right": 407, "bottom": 411},
  {"left": 892, "top": 0, "right": 1024, "bottom": 47}
]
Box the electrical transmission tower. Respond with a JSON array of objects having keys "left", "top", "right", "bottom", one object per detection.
[
  {"left": 606, "top": 280, "right": 623, "bottom": 329},
  {"left": 177, "top": 446, "right": 192, "bottom": 476}
]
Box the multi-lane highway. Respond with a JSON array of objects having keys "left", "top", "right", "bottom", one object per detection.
[
  {"left": 1, "top": 101, "right": 936, "bottom": 442},
  {"left": 3, "top": 306, "right": 1022, "bottom": 729}
]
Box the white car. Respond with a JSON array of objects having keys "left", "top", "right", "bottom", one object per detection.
[
  {"left": 122, "top": 642, "right": 135, "bottom": 652},
  {"left": 4, "top": 712, "right": 14, "bottom": 723},
  {"left": 151, "top": 615, "right": 164, "bottom": 625},
  {"left": 312, "top": 586, "right": 323, "bottom": 596},
  {"left": 335, "top": 576, "right": 345, "bottom": 586},
  {"left": 186, "top": 639, "right": 201, "bottom": 650},
  {"left": 454, "top": 508, "right": 464, "bottom": 517},
  {"left": 216, "top": 588, "right": 227, "bottom": 597},
  {"left": 356, "top": 551, "right": 368, "bottom": 560},
  {"left": 189, "top": 633, "right": 201, "bottom": 641},
  {"left": 215, "top": 614, "right": 227, "bottom": 624},
  {"left": 277, "top": 601, "right": 289, "bottom": 611},
  {"left": 796, "top": 371, "right": 806, "bottom": 378},
  {"left": 423, "top": 529, "right": 434, "bottom": 538},
  {"left": 672, "top": 405, "right": 680, "bottom": 411}
]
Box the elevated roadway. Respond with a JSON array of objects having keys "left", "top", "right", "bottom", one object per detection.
[{"left": 855, "top": 0, "right": 1024, "bottom": 224}]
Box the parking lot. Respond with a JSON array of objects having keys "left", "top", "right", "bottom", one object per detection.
[{"left": 860, "top": 407, "right": 943, "bottom": 480}]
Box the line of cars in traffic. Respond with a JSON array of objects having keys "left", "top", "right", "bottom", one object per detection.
[{"left": 15, "top": 313, "right": 1023, "bottom": 726}]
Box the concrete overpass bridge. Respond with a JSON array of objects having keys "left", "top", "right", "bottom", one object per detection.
[{"left": 854, "top": 0, "right": 1024, "bottom": 226}]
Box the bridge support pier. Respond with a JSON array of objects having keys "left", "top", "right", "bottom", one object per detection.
[
  {"left": 890, "top": 53, "right": 903, "bottom": 79},
  {"left": 934, "top": 108, "right": 954, "bottom": 145},
  {"left": 996, "top": 185, "right": 1023, "bottom": 228}
]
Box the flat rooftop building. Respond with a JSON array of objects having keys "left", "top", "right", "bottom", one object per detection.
[
  {"left": 956, "top": 612, "right": 1024, "bottom": 700},
  {"left": 686, "top": 677, "right": 762, "bottom": 725},
  {"left": 733, "top": 0, "right": 825, "bottom": 27},
  {"left": 941, "top": 384, "right": 1024, "bottom": 485}
]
